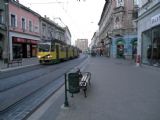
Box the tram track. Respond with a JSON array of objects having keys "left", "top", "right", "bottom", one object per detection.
[
  {"left": 0, "top": 55, "right": 88, "bottom": 120},
  {"left": 0, "top": 57, "right": 86, "bottom": 92}
]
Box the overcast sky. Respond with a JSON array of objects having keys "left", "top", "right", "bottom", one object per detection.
[{"left": 19, "top": 0, "right": 105, "bottom": 45}]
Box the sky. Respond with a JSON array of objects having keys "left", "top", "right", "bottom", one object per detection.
[{"left": 19, "top": 0, "right": 105, "bottom": 45}]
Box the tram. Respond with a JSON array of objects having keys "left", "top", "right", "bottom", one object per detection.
[{"left": 37, "top": 39, "right": 79, "bottom": 64}]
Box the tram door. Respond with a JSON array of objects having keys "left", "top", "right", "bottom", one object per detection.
[{"left": 56, "top": 45, "right": 59, "bottom": 60}]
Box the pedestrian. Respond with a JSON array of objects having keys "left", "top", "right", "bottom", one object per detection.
[{"left": 100, "top": 48, "right": 103, "bottom": 56}]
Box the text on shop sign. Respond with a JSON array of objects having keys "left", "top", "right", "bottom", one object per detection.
[{"left": 151, "top": 14, "right": 160, "bottom": 27}]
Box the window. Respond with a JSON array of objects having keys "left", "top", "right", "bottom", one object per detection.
[
  {"left": 29, "top": 20, "right": 32, "bottom": 32},
  {"left": 22, "top": 18, "right": 26, "bottom": 30},
  {"left": 42, "top": 23, "right": 46, "bottom": 36},
  {"left": 132, "top": 11, "right": 138, "bottom": 19},
  {"left": 11, "top": 14, "right": 16, "bottom": 27},
  {"left": 0, "top": 11, "right": 3, "bottom": 24},
  {"left": 116, "top": 0, "right": 124, "bottom": 7}
]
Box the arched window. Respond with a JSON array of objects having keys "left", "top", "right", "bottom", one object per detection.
[{"left": 115, "top": 17, "right": 119, "bottom": 23}]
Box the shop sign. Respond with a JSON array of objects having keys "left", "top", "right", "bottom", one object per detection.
[
  {"left": 151, "top": 14, "right": 160, "bottom": 27},
  {"left": 26, "top": 39, "right": 30, "bottom": 43},
  {"left": 13, "top": 37, "right": 26, "bottom": 43},
  {"left": 30, "top": 40, "right": 38, "bottom": 44}
]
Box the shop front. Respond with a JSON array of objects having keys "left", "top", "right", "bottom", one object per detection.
[
  {"left": 12, "top": 37, "right": 38, "bottom": 59},
  {"left": 111, "top": 36, "right": 137, "bottom": 59},
  {"left": 142, "top": 25, "right": 160, "bottom": 67},
  {"left": 138, "top": 5, "right": 160, "bottom": 67}
]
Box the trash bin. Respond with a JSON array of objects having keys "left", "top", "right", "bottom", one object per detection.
[{"left": 68, "top": 73, "right": 80, "bottom": 94}]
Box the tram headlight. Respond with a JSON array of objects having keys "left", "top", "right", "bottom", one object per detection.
[
  {"left": 47, "top": 55, "right": 52, "bottom": 58},
  {"left": 38, "top": 56, "right": 41, "bottom": 58}
]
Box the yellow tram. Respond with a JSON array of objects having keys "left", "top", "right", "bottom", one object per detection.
[{"left": 37, "top": 40, "right": 79, "bottom": 64}]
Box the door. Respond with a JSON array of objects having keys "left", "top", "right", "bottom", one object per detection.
[{"left": 56, "top": 45, "right": 59, "bottom": 60}]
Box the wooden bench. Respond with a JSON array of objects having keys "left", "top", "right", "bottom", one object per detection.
[
  {"left": 7, "top": 58, "right": 22, "bottom": 67},
  {"left": 79, "top": 72, "right": 91, "bottom": 97}
]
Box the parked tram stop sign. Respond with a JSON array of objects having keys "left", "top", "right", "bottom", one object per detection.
[{"left": 68, "top": 73, "right": 80, "bottom": 94}]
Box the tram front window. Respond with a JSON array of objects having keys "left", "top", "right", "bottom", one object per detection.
[{"left": 38, "top": 44, "right": 50, "bottom": 52}]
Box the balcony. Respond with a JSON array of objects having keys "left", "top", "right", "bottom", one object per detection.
[
  {"left": 112, "top": 29, "right": 125, "bottom": 36},
  {"left": 113, "top": 6, "right": 125, "bottom": 14},
  {"left": 112, "top": 27, "right": 137, "bottom": 36}
]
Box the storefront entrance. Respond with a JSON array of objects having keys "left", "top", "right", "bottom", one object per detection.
[
  {"left": 12, "top": 37, "right": 38, "bottom": 59},
  {"left": 116, "top": 40, "right": 125, "bottom": 58}
]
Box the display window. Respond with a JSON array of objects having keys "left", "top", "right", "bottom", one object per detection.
[{"left": 142, "top": 25, "right": 160, "bottom": 66}]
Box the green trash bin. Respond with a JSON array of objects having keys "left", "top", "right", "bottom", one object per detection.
[{"left": 68, "top": 73, "right": 80, "bottom": 94}]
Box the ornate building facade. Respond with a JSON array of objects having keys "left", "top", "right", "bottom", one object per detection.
[{"left": 98, "top": 0, "right": 138, "bottom": 59}]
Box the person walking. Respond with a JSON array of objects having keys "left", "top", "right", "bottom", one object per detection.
[{"left": 100, "top": 48, "right": 103, "bottom": 56}]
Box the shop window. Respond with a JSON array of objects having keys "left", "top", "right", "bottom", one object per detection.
[
  {"left": 142, "top": 30, "right": 152, "bottom": 64},
  {"left": 142, "top": 26, "right": 160, "bottom": 66},
  {"left": 152, "top": 27, "right": 160, "bottom": 66}
]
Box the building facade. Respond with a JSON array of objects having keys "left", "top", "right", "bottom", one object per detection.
[
  {"left": 98, "top": 0, "right": 115, "bottom": 57},
  {"left": 98, "top": 0, "right": 138, "bottom": 59},
  {"left": 40, "top": 16, "right": 65, "bottom": 44},
  {"left": 64, "top": 26, "right": 71, "bottom": 45},
  {"left": 75, "top": 39, "right": 88, "bottom": 52},
  {"left": 0, "top": 0, "right": 7, "bottom": 59},
  {"left": 8, "top": 0, "right": 41, "bottom": 60},
  {"left": 137, "top": 0, "right": 160, "bottom": 67},
  {"left": 90, "top": 31, "right": 99, "bottom": 54}
]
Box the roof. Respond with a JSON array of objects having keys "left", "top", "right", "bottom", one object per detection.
[{"left": 9, "top": 0, "right": 41, "bottom": 17}]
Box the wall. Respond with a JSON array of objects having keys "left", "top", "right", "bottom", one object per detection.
[{"left": 9, "top": 3, "right": 40, "bottom": 36}]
